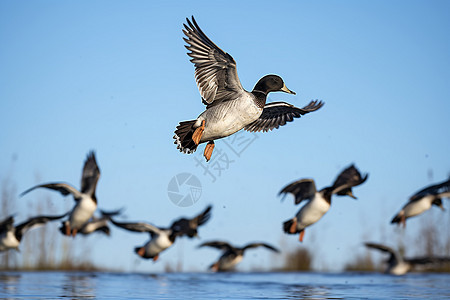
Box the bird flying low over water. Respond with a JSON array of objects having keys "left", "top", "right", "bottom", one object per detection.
[
  {"left": 110, "top": 205, "right": 212, "bottom": 261},
  {"left": 20, "top": 151, "right": 101, "bottom": 237},
  {"left": 198, "top": 241, "right": 280, "bottom": 272},
  {"left": 365, "top": 242, "right": 450, "bottom": 275},
  {"left": 0, "top": 213, "right": 67, "bottom": 252},
  {"left": 60, "top": 208, "right": 123, "bottom": 236},
  {"left": 280, "top": 164, "right": 368, "bottom": 242},
  {"left": 174, "top": 16, "right": 324, "bottom": 162},
  {"left": 391, "top": 178, "right": 449, "bottom": 227}
]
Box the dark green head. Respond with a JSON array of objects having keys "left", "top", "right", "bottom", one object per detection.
[{"left": 252, "top": 75, "right": 296, "bottom": 95}]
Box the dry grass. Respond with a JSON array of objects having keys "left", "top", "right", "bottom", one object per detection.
[{"left": 277, "top": 247, "right": 313, "bottom": 271}]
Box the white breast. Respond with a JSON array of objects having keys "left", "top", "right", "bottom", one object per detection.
[
  {"left": 220, "top": 254, "right": 243, "bottom": 270},
  {"left": 403, "top": 196, "right": 433, "bottom": 218},
  {"left": 388, "top": 261, "right": 411, "bottom": 275},
  {"left": 198, "top": 94, "right": 262, "bottom": 141},
  {"left": 69, "top": 195, "right": 97, "bottom": 229},
  {"left": 297, "top": 194, "right": 331, "bottom": 229},
  {"left": 0, "top": 231, "right": 20, "bottom": 251},
  {"left": 145, "top": 233, "right": 173, "bottom": 256}
]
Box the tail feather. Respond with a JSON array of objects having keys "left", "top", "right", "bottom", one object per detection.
[
  {"left": 174, "top": 120, "right": 199, "bottom": 154},
  {"left": 283, "top": 219, "right": 302, "bottom": 234},
  {"left": 59, "top": 222, "right": 68, "bottom": 236},
  {"left": 391, "top": 215, "right": 401, "bottom": 224}
]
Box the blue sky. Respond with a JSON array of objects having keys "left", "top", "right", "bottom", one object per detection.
[{"left": 1, "top": 1, "right": 449, "bottom": 272}]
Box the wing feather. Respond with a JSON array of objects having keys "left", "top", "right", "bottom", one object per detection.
[
  {"left": 183, "top": 16, "right": 244, "bottom": 106},
  {"left": 244, "top": 100, "right": 324, "bottom": 133},
  {"left": 331, "top": 164, "right": 368, "bottom": 198},
  {"left": 110, "top": 218, "right": 161, "bottom": 234},
  {"left": 279, "top": 179, "right": 317, "bottom": 205},
  {"left": 409, "top": 178, "right": 450, "bottom": 202},
  {"left": 20, "top": 183, "right": 83, "bottom": 201},
  {"left": 242, "top": 243, "right": 280, "bottom": 253},
  {"left": 80, "top": 151, "right": 100, "bottom": 196},
  {"left": 199, "top": 241, "right": 233, "bottom": 252},
  {"left": 15, "top": 212, "right": 68, "bottom": 240}
]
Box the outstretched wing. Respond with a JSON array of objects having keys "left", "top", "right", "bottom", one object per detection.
[
  {"left": 110, "top": 218, "right": 161, "bottom": 235},
  {"left": 171, "top": 205, "right": 212, "bottom": 237},
  {"left": 242, "top": 242, "right": 280, "bottom": 253},
  {"left": 15, "top": 212, "right": 68, "bottom": 241},
  {"left": 80, "top": 151, "right": 100, "bottom": 197},
  {"left": 279, "top": 179, "right": 317, "bottom": 205},
  {"left": 409, "top": 178, "right": 450, "bottom": 202},
  {"left": 99, "top": 208, "right": 124, "bottom": 219},
  {"left": 407, "top": 256, "right": 450, "bottom": 265},
  {"left": 20, "top": 183, "right": 83, "bottom": 201},
  {"left": 199, "top": 241, "right": 233, "bottom": 252},
  {"left": 244, "top": 100, "right": 324, "bottom": 133},
  {"left": 331, "top": 164, "right": 368, "bottom": 198},
  {"left": 365, "top": 242, "right": 401, "bottom": 262},
  {"left": 183, "top": 16, "right": 244, "bottom": 107}
]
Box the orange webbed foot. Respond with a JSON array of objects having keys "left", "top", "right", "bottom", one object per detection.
[
  {"left": 152, "top": 255, "right": 159, "bottom": 262},
  {"left": 204, "top": 141, "right": 215, "bottom": 162},
  {"left": 289, "top": 218, "right": 298, "bottom": 234},
  {"left": 192, "top": 120, "right": 205, "bottom": 145},
  {"left": 401, "top": 215, "right": 406, "bottom": 228},
  {"left": 299, "top": 230, "right": 305, "bottom": 242},
  {"left": 211, "top": 262, "right": 219, "bottom": 272},
  {"left": 65, "top": 224, "right": 71, "bottom": 236},
  {"left": 137, "top": 247, "right": 146, "bottom": 257}
]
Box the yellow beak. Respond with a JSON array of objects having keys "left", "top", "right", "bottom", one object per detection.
[{"left": 280, "top": 83, "right": 296, "bottom": 95}]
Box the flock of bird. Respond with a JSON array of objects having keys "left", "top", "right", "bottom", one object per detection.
[{"left": 1, "top": 17, "right": 449, "bottom": 275}]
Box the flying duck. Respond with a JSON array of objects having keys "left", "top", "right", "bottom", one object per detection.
[
  {"left": 391, "top": 178, "right": 449, "bottom": 227},
  {"left": 110, "top": 205, "right": 212, "bottom": 261},
  {"left": 365, "top": 242, "right": 450, "bottom": 275},
  {"left": 0, "top": 213, "right": 67, "bottom": 252},
  {"left": 174, "top": 16, "right": 324, "bottom": 161},
  {"left": 60, "top": 208, "right": 123, "bottom": 236},
  {"left": 198, "top": 240, "right": 280, "bottom": 272},
  {"left": 20, "top": 151, "right": 101, "bottom": 237},
  {"left": 281, "top": 164, "right": 368, "bottom": 242}
]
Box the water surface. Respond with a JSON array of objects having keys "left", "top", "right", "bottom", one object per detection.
[{"left": 0, "top": 271, "right": 449, "bottom": 299}]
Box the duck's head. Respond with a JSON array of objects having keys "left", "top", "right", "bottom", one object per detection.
[{"left": 253, "top": 75, "right": 296, "bottom": 95}]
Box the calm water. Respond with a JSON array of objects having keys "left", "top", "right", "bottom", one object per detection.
[{"left": 0, "top": 271, "right": 449, "bottom": 299}]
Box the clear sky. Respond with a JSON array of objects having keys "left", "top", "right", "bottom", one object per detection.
[{"left": 1, "top": 1, "right": 449, "bottom": 272}]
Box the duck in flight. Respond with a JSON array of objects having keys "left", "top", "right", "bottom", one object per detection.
[
  {"left": 110, "top": 205, "right": 212, "bottom": 261},
  {"left": 280, "top": 164, "right": 368, "bottom": 242},
  {"left": 198, "top": 240, "right": 280, "bottom": 272},
  {"left": 365, "top": 242, "right": 450, "bottom": 275},
  {"left": 391, "top": 178, "right": 449, "bottom": 227},
  {"left": 20, "top": 151, "right": 101, "bottom": 237},
  {"left": 174, "top": 16, "right": 324, "bottom": 162},
  {"left": 60, "top": 208, "right": 123, "bottom": 236},
  {"left": 0, "top": 213, "right": 67, "bottom": 252}
]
